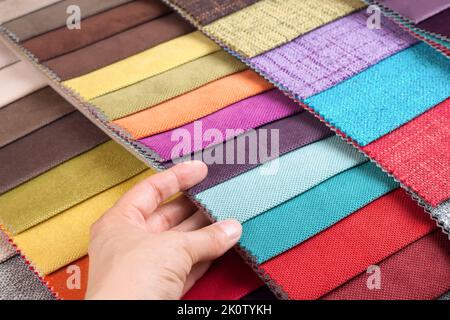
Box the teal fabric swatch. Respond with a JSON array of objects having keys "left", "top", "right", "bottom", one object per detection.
[
  {"left": 197, "top": 136, "right": 366, "bottom": 223},
  {"left": 241, "top": 162, "right": 399, "bottom": 263},
  {"left": 304, "top": 43, "right": 450, "bottom": 146}
]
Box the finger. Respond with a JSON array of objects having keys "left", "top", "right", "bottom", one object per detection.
[
  {"left": 183, "top": 220, "right": 242, "bottom": 264},
  {"left": 114, "top": 161, "right": 207, "bottom": 219},
  {"left": 182, "top": 261, "right": 212, "bottom": 296},
  {"left": 172, "top": 210, "right": 211, "bottom": 232},
  {"left": 146, "top": 196, "right": 198, "bottom": 232}
]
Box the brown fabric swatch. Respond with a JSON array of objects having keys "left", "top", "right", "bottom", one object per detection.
[
  {"left": 44, "top": 13, "right": 195, "bottom": 80},
  {"left": 4, "top": 0, "right": 134, "bottom": 41},
  {"left": 0, "top": 112, "right": 109, "bottom": 194},
  {"left": 22, "top": 0, "right": 172, "bottom": 62},
  {"left": 0, "top": 87, "right": 74, "bottom": 148},
  {"left": 171, "top": 0, "right": 259, "bottom": 25}
]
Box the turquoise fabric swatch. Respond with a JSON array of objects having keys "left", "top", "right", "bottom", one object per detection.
[
  {"left": 304, "top": 43, "right": 450, "bottom": 146},
  {"left": 241, "top": 162, "right": 399, "bottom": 264},
  {"left": 197, "top": 136, "right": 366, "bottom": 223}
]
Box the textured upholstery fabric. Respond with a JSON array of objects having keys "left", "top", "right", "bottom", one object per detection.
[
  {"left": 0, "top": 230, "right": 15, "bottom": 263},
  {"left": 417, "top": 8, "right": 450, "bottom": 38},
  {"left": 431, "top": 200, "right": 450, "bottom": 233},
  {"left": 0, "top": 0, "right": 63, "bottom": 24},
  {"left": 0, "top": 39, "right": 18, "bottom": 69},
  {"left": 440, "top": 291, "right": 450, "bottom": 300},
  {"left": 380, "top": 0, "right": 450, "bottom": 23}
]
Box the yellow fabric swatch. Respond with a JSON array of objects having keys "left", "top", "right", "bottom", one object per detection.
[
  {"left": 63, "top": 31, "right": 220, "bottom": 100},
  {"left": 13, "top": 170, "right": 156, "bottom": 276},
  {"left": 204, "top": 0, "right": 365, "bottom": 58},
  {"left": 0, "top": 141, "right": 147, "bottom": 235}
]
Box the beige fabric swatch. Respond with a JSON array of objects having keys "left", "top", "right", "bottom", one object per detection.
[{"left": 0, "top": 0, "right": 63, "bottom": 24}]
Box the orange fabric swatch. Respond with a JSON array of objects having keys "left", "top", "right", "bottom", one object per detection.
[{"left": 113, "top": 70, "right": 273, "bottom": 139}]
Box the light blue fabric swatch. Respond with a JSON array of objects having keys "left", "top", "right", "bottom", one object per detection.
[
  {"left": 304, "top": 43, "right": 450, "bottom": 146},
  {"left": 241, "top": 162, "right": 399, "bottom": 264},
  {"left": 197, "top": 135, "right": 367, "bottom": 223}
]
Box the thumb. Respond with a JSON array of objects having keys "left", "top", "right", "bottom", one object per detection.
[{"left": 183, "top": 219, "right": 242, "bottom": 264}]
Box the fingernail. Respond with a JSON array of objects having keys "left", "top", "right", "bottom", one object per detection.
[{"left": 218, "top": 220, "right": 242, "bottom": 242}]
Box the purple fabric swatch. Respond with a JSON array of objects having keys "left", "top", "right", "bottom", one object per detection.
[
  {"left": 380, "top": 0, "right": 450, "bottom": 23},
  {"left": 417, "top": 8, "right": 450, "bottom": 38},
  {"left": 182, "top": 112, "right": 333, "bottom": 195},
  {"left": 249, "top": 11, "right": 417, "bottom": 100},
  {"left": 139, "top": 90, "right": 300, "bottom": 161}
]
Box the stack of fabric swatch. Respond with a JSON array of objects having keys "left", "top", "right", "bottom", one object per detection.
[{"left": 0, "top": 0, "right": 449, "bottom": 300}]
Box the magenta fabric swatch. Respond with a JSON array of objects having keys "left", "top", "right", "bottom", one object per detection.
[
  {"left": 139, "top": 90, "right": 300, "bottom": 161},
  {"left": 249, "top": 11, "right": 417, "bottom": 100},
  {"left": 380, "top": 0, "right": 450, "bottom": 23}
]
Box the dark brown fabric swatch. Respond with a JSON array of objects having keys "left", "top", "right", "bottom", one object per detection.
[
  {"left": 22, "top": 0, "right": 172, "bottom": 62},
  {"left": 4, "top": 0, "right": 134, "bottom": 42},
  {"left": 0, "top": 87, "right": 74, "bottom": 148},
  {"left": 44, "top": 13, "right": 195, "bottom": 80},
  {"left": 170, "top": 0, "right": 259, "bottom": 25},
  {"left": 0, "top": 112, "right": 109, "bottom": 194},
  {"left": 417, "top": 8, "right": 450, "bottom": 38}
]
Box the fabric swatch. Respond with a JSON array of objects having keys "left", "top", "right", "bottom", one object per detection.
[
  {"left": 417, "top": 8, "right": 450, "bottom": 38},
  {"left": 241, "top": 162, "right": 399, "bottom": 264},
  {"left": 261, "top": 189, "right": 436, "bottom": 299},
  {"left": 203, "top": 0, "right": 365, "bottom": 58},
  {"left": 4, "top": 0, "right": 134, "bottom": 41},
  {"left": 197, "top": 136, "right": 366, "bottom": 224},
  {"left": 304, "top": 43, "right": 450, "bottom": 147},
  {"left": 364, "top": 98, "right": 450, "bottom": 207},
  {"left": 0, "top": 255, "right": 55, "bottom": 300},
  {"left": 0, "top": 0, "right": 63, "bottom": 24},
  {"left": 113, "top": 70, "right": 273, "bottom": 138},
  {"left": 431, "top": 200, "right": 450, "bottom": 234},
  {"left": 140, "top": 90, "right": 300, "bottom": 161},
  {"left": 440, "top": 291, "right": 450, "bottom": 300},
  {"left": 63, "top": 31, "right": 219, "bottom": 100},
  {"left": 170, "top": 0, "right": 259, "bottom": 25},
  {"left": 0, "top": 60, "right": 48, "bottom": 109},
  {"left": 46, "top": 13, "right": 195, "bottom": 81},
  {"left": 188, "top": 112, "right": 333, "bottom": 195},
  {"left": 92, "top": 51, "right": 246, "bottom": 120},
  {"left": 380, "top": 0, "right": 450, "bottom": 23},
  {"left": 13, "top": 170, "right": 155, "bottom": 276},
  {"left": 323, "top": 230, "right": 450, "bottom": 300},
  {"left": 0, "top": 39, "right": 18, "bottom": 69},
  {"left": 0, "top": 230, "right": 15, "bottom": 264},
  {"left": 0, "top": 112, "right": 109, "bottom": 195},
  {"left": 22, "top": 0, "right": 172, "bottom": 62},
  {"left": 0, "top": 87, "right": 74, "bottom": 148},
  {"left": 0, "top": 140, "right": 147, "bottom": 235},
  {"left": 250, "top": 11, "right": 417, "bottom": 100}
]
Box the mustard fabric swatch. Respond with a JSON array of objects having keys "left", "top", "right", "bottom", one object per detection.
[
  {"left": 204, "top": 0, "right": 365, "bottom": 57},
  {"left": 0, "top": 140, "right": 147, "bottom": 235},
  {"left": 64, "top": 31, "right": 220, "bottom": 100},
  {"left": 13, "top": 170, "right": 156, "bottom": 276},
  {"left": 91, "top": 51, "right": 246, "bottom": 120}
]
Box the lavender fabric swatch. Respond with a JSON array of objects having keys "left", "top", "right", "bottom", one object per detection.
[
  {"left": 185, "top": 112, "right": 333, "bottom": 195},
  {"left": 140, "top": 90, "right": 300, "bottom": 161},
  {"left": 380, "top": 0, "right": 450, "bottom": 23},
  {"left": 250, "top": 11, "right": 417, "bottom": 100}
]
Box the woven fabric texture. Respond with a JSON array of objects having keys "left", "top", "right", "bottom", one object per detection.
[
  {"left": 171, "top": 0, "right": 259, "bottom": 25},
  {"left": 0, "top": 230, "right": 15, "bottom": 264},
  {"left": 46, "top": 13, "right": 195, "bottom": 81},
  {"left": 0, "top": 39, "right": 18, "bottom": 69},
  {"left": 0, "top": 87, "right": 74, "bottom": 148},
  {"left": 417, "top": 8, "right": 450, "bottom": 38},
  {"left": 141, "top": 89, "right": 300, "bottom": 161},
  {"left": 304, "top": 43, "right": 450, "bottom": 146},
  {"left": 250, "top": 11, "right": 417, "bottom": 100},
  {"left": 0, "top": 255, "right": 55, "bottom": 300},
  {"left": 380, "top": 0, "right": 450, "bottom": 23},
  {"left": 197, "top": 136, "right": 366, "bottom": 223},
  {"left": 4, "top": 0, "right": 133, "bottom": 41},
  {"left": 188, "top": 112, "right": 333, "bottom": 195},
  {"left": 261, "top": 189, "right": 436, "bottom": 300},
  {"left": 22, "top": 0, "right": 172, "bottom": 62},
  {"left": 431, "top": 200, "right": 450, "bottom": 233},
  {"left": 13, "top": 170, "right": 155, "bottom": 276},
  {"left": 63, "top": 31, "right": 219, "bottom": 100},
  {"left": 0, "top": 0, "right": 62, "bottom": 24},
  {"left": 0, "top": 61, "right": 48, "bottom": 109},
  {"left": 0, "top": 140, "right": 147, "bottom": 235},
  {"left": 0, "top": 112, "right": 109, "bottom": 195},
  {"left": 364, "top": 99, "right": 450, "bottom": 207},
  {"left": 323, "top": 230, "right": 450, "bottom": 300},
  {"left": 114, "top": 70, "right": 273, "bottom": 138},
  {"left": 93, "top": 51, "right": 246, "bottom": 120},
  {"left": 203, "top": 0, "right": 365, "bottom": 58},
  {"left": 241, "top": 162, "right": 399, "bottom": 264},
  {"left": 440, "top": 291, "right": 450, "bottom": 300}
]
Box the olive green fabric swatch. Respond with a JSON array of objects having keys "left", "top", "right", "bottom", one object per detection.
[
  {"left": 203, "top": 0, "right": 365, "bottom": 58},
  {"left": 91, "top": 51, "right": 246, "bottom": 120},
  {"left": 0, "top": 140, "right": 147, "bottom": 235}
]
